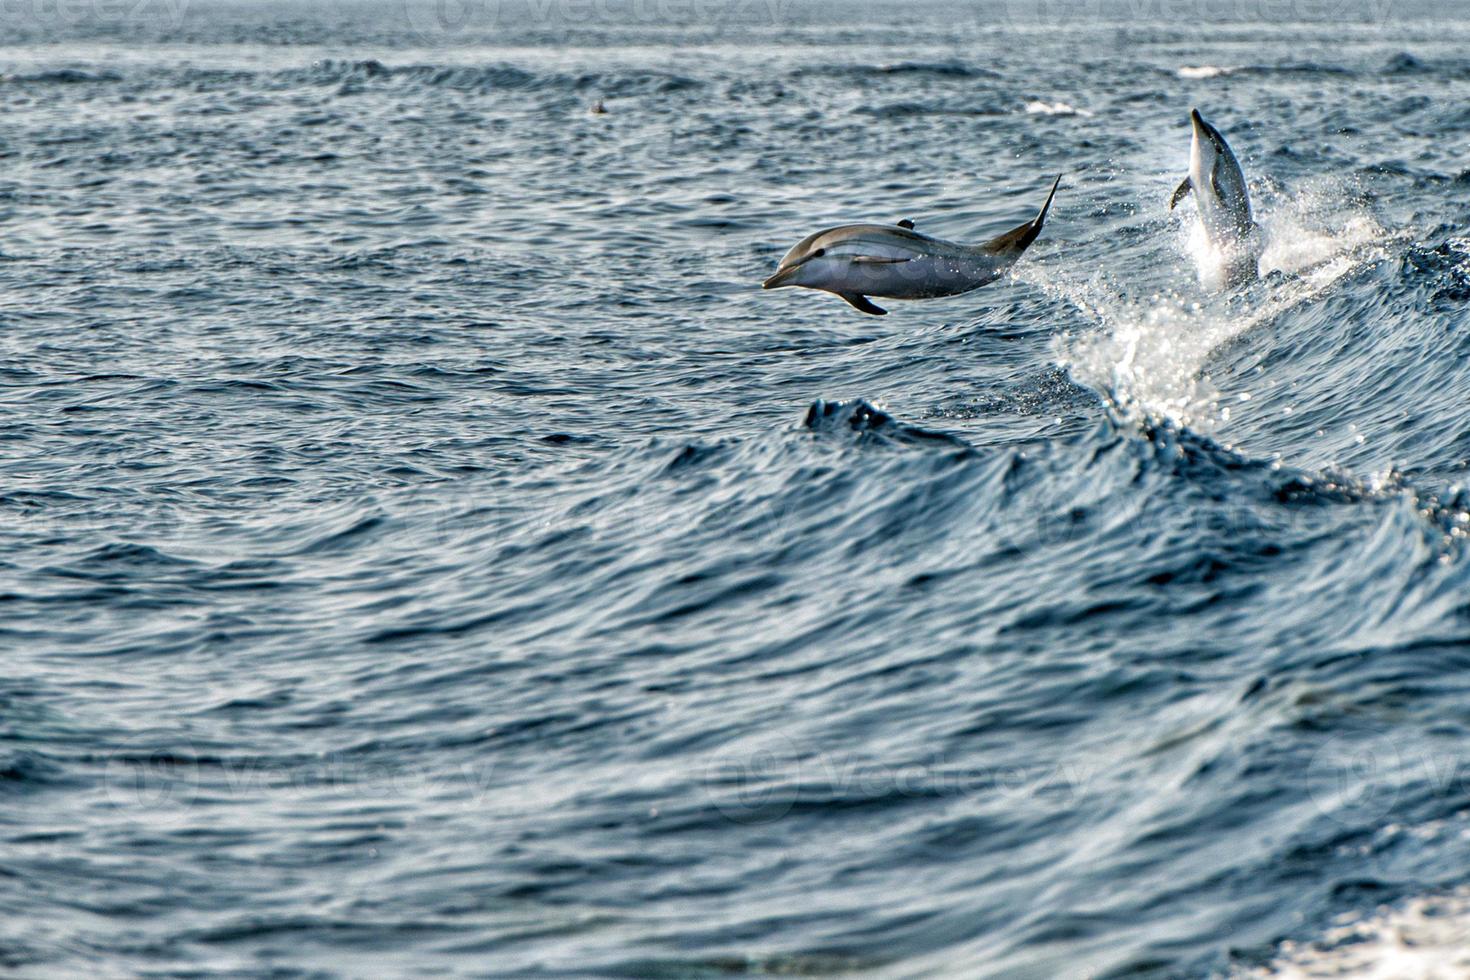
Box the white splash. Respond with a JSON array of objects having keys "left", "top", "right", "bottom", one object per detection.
[
  {"left": 1038, "top": 178, "right": 1386, "bottom": 432},
  {"left": 1234, "top": 888, "right": 1470, "bottom": 978},
  {"left": 1180, "top": 215, "right": 1258, "bottom": 293},
  {"left": 1024, "top": 100, "right": 1093, "bottom": 117},
  {"left": 1178, "top": 65, "right": 1236, "bottom": 79}
]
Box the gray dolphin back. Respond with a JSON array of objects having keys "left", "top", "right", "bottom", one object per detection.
[{"left": 1212, "top": 142, "right": 1254, "bottom": 238}]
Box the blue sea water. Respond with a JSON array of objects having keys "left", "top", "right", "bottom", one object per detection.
[{"left": 3, "top": 0, "right": 1470, "bottom": 976}]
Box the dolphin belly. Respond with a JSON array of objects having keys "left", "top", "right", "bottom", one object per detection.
[{"left": 840, "top": 255, "right": 1008, "bottom": 300}]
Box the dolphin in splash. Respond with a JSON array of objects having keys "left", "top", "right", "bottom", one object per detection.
[{"left": 1169, "top": 108, "right": 1260, "bottom": 285}]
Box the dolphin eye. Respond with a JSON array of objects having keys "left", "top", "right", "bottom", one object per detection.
[{"left": 811, "top": 248, "right": 825, "bottom": 258}]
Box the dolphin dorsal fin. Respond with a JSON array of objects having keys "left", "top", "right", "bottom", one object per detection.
[
  {"left": 897, "top": 218, "right": 915, "bottom": 229},
  {"left": 980, "top": 175, "right": 1061, "bottom": 256}
]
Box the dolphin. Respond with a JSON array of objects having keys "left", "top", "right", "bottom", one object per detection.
[
  {"left": 762, "top": 175, "right": 1061, "bottom": 315},
  {"left": 1169, "top": 108, "right": 1259, "bottom": 285}
]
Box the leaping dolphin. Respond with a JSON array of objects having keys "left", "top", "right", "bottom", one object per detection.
[
  {"left": 1169, "top": 108, "right": 1260, "bottom": 285},
  {"left": 762, "top": 175, "right": 1061, "bottom": 316}
]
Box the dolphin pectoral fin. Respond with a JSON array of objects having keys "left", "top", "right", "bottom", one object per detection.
[
  {"left": 1169, "top": 177, "right": 1192, "bottom": 210},
  {"left": 839, "top": 292, "right": 887, "bottom": 315},
  {"left": 980, "top": 174, "right": 1061, "bottom": 257},
  {"left": 897, "top": 218, "right": 915, "bottom": 229}
]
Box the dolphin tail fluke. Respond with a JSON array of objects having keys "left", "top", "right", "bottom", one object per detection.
[
  {"left": 839, "top": 292, "right": 887, "bottom": 316},
  {"left": 982, "top": 174, "right": 1061, "bottom": 256},
  {"left": 1169, "top": 177, "right": 1192, "bottom": 210}
]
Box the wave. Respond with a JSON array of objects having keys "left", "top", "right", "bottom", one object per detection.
[
  {"left": 1174, "top": 61, "right": 1388, "bottom": 82},
  {"left": 0, "top": 750, "right": 68, "bottom": 793},
  {"left": 278, "top": 59, "right": 702, "bottom": 96},
  {"left": 294, "top": 60, "right": 537, "bottom": 90},
  {"left": 855, "top": 100, "right": 1009, "bottom": 118},
  {"left": 1376, "top": 51, "right": 1470, "bottom": 75},
  {"left": 1240, "top": 62, "right": 1356, "bottom": 77},
  {"left": 1405, "top": 238, "right": 1470, "bottom": 302},
  {"left": 792, "top": 61, "right": 1000, "bottom": 80},
  {"left": 0, "top": 68, "right": 122, "bottom": 85},
  {"left": 803, "top": 399, "right": 971, "bottom": 450}
]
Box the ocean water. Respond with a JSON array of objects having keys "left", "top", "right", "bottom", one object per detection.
[{"left": 3, "top": 0, "right": 1470, "bottom": 976}]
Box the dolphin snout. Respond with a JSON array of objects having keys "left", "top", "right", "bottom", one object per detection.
[
  {"left": 763, "top": 265, "right": 798, "bottom": 289},
  {"left": 1190, "top": 108, "right": 1227, "bottom": 153}
]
